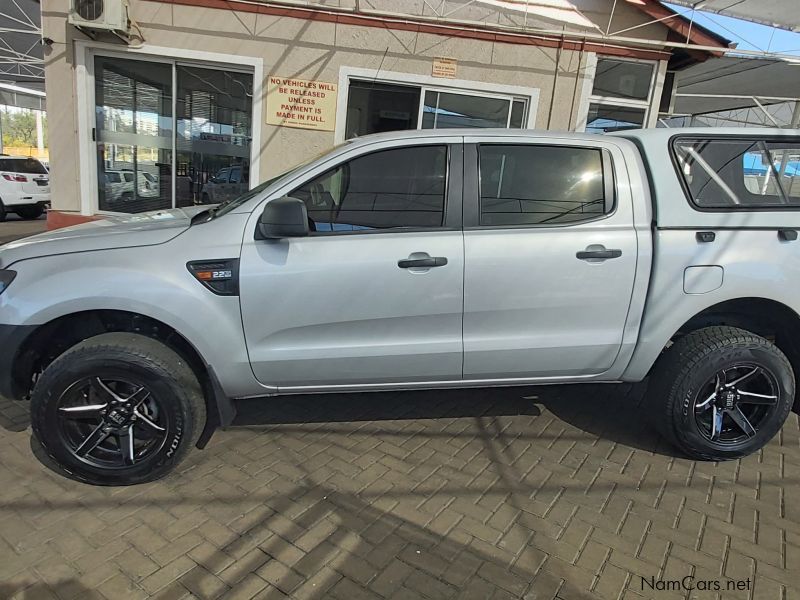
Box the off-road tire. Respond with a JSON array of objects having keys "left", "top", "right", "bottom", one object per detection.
[
  {"left": 650, "top": 326, "right": 794, "bottom": 460},
  {"left": 30, "top": 333, "right": 206, "bottom": 485}
]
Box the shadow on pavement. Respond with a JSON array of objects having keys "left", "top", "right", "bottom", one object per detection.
[{"left": 232, "top": 380, "right": 673, "bottom": 456}]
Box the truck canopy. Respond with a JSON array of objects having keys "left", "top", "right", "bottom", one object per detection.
[{"left": 618, "top": 127, "right": 800, "bottom": 229}]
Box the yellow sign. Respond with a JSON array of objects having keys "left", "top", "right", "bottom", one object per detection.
[
  {"left": 266, "top": 76, "right": 338, "bottom": 131},
  {"left": 432, "top": 57, "right": 457, "bottom": 78}
]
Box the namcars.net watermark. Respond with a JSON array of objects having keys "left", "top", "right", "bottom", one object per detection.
[{"left": 641, "top": 576, "right": 752, "bottom": 593}]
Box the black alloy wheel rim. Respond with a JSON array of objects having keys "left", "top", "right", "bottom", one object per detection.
[
  {"left": 693, "top": 363, "right": 780, "bottom": 445},
  {"left": 56, "top": 376, "right": 169, "bottom": 468}
]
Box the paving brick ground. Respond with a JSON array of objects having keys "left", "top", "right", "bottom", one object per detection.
[{"left": 1, "top": 382, "right": 798, "bottom": 600}]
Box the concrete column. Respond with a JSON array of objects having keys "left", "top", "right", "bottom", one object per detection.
[{"left": 36, "top": 109, "right": 44, "bottom": 156}]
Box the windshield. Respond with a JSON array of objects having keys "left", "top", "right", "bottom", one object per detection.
[{"left": 209, "top": 141, "right": 352, "bottom": 219}]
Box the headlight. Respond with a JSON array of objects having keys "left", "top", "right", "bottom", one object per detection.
[{"left": 0, "top": 270, "right": 16, "bottom": 295}]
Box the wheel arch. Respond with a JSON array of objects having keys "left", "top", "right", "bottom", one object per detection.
[
  {"left": 12, "top": 309, "right": 235, "bottom": 445},
  {"left": 627, "top": 297, "right": 800, "bottom": 406}
]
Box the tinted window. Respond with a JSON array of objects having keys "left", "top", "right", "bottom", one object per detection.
[
  {"left": 592, "top": 59, "right": 653, "bottom": 101},
  {"left": 586, "top": 104, "right": 646, "bottom": 134},
  {"left": 479, "top": 145, "right": 607, "bottom": 226},
  {"left": 291, "top": 146, "right": 448, "bottom": 232},
  {"left": 674, "top": 138, "right": 800, "bottom": 208},
  {"left": 0, "top": 158, "right": 48, "bottom": 174}
]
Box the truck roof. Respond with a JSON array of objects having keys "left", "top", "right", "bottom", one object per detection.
[
  {"left": 344, "top": 127, "right": 800, "bottom": 147},
  {"left": 618, "top": 127, "right": 800, "bottom": 144}
]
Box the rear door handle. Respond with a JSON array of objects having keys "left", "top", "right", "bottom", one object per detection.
[
  {"left": 576, "top": 248, "right": 622, "bottom": 261},
  {"left": 398, "top": 256, "right": 448, "bottom": 268}
]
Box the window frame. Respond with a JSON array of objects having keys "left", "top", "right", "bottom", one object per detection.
[
  {"left": 335, "top": 67, "right": 540, "bottom": 143},
  {"left": 79, "top": 43, "right": 262, "bottom": 216},
  {"left": 579, "top": 55, "right": 659, "bottom": 133},
  {"left": 462, "top": 141, "right": 616, "bottom": 230},
  {"left": 418, "top": 87, "right": 528, "bottom": 131},
  {"left": 286, "top": 142, "right": 463, "bottom": 237},
  {"left": 669, "top": 133, "right": 800, "bottom": 213}
]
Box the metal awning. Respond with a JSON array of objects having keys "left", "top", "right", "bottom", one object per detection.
[
  {"left": 0, "top": 0, "right": 43, "bottom": 96},
  {"left": 673, "top": 56, "right": 800, "bottom": 115},
  {"left": 665, "top": 1, "right": 800, "bottom": 32}
]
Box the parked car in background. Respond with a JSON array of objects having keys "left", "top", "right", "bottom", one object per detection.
[
  {"left": 0, "top": 155, "right": 50, "bottom": 221},
  {"left": 201, "top": 165, "right": 247, "bottom": 205},
  {"left": 103, "top": 170, "right": 160, "bottom": 207},
  {"left": 1, "top": 128, "right": 800, "bottom": 485}
]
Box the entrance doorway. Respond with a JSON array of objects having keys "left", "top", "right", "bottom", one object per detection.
[{"left": 93, "top": 55, "right": 253, "bottom": 213}]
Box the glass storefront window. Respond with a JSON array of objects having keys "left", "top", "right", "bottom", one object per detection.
[
  {"left": 345, "top": 79, "right": 528, "bottom": 139},
  {"left": 94, "top": 57, "right": 173, "bottom": 213},
  {"left": 94, "top": 56, "right": 253, "bottom": 213},
  {"left": 177, "top": 65, "right": 253, "bottom": 208}
]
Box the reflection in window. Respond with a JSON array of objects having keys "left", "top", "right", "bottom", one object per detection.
[
  {"left": 585, "top": 103, "right": 646, "bottom": 133},
  {"left": 674, "top": 138, "right": 800, "bottom": 207},
  {"left": 291, "top": 146, "right": 448, "bottom": 232},
  {"left": 93, "top": 56, "right": 254, "bottom": 214},
  {"left": 345, "top": 81, "right": 420, "bottom": 139},
  {"left": 177, "top": 65, "right": 253, "bottom": 208},
  {"left": 479, "top": 145, "right": 607, "bottom": 226},
  {"left": 345, "top": 79, "right": 528, "bottom": 138},
  {"left": 94, "top": 56, "right": 172, "bottom": 213},
  {"left": 592, "top": 59, "right": 653, "bottom": 101},
  {"left": 422, "top": 91, "right": 512, "bottom": 129},
  {"left": 765, "top": 145, "right": 800, "bottom": 199}
]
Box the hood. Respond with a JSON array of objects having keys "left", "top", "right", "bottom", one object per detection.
[{"left": 0, "top": 206, "right": 209, "bottom": 267}]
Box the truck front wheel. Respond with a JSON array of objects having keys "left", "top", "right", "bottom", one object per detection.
[
  {"left": 30, "top": 333, "right": 206, "bottom": 485},
  {"left": 651, "top": 326, "right": 794, "bottom": 461}
]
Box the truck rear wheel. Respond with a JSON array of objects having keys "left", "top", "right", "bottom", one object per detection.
[
  {"left": 651, "top": 326, "right": 794, "bottom": 461},
  {"left": 30, "top": 333, "right": 206, "bottom": 485}
]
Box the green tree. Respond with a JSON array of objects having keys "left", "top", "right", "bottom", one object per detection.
[{"left": 1, "top": 109, "right": 47, "bottom": 148}]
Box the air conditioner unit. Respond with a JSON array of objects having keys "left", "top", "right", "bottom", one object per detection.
[{"left": 69, "top": 0, "right": 130, "bottom": 34}]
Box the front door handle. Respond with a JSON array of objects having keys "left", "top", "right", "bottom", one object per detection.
[
  {"left": 576, "top": 246, "right": 622, "bottom": 261},
  {"left": 398, "top": 256, "right": 448, "bottom": 268}
]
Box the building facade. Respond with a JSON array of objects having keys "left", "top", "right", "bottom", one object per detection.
[{"left": 42, "top": 0, "right": 726, "bottom": 225}]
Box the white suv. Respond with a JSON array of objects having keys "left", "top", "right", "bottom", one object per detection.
[{"left": 0, "top": 155, "right": 50, "bottom": 221}]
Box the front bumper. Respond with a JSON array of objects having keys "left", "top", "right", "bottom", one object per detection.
[{"left": 0, "top": 323, "right": 37, "bottom": 400}]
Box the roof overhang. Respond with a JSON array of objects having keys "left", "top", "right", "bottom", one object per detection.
[
  {"left": 0, "top": 0, "right": 44, "bottom": 108},
  {"left": 673, "top": 56, "right": 800, "bottom": 115},
  {"left": 665, "top": 1, "right": 800, "bottom": 32}
]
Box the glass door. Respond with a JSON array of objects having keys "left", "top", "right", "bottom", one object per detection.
[
  {"left": 94, "top": 56, "right": 173, "bottom": 213},
  {"left": 176, "top": 65, "right": 253, "bottom": 208},
  {"left": 94, "top": 55, "right": 253, "bottom": 213}
]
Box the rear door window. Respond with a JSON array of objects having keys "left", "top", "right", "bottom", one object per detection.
[
  {"left": 673, "top": 138, "right": 800, "bottom": 208},
  {"left": 477, "top": 144, "right": 611, "bottom": 226},
  {"left": 0, "top": 157, "right": 48, "bottom": 174}
]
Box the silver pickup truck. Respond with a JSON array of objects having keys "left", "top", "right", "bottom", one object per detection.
[{"left": 1, "top": 128, "right": 798, "bottom": 485}]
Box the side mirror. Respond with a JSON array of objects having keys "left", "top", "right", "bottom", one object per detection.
[{"left": 256, "top": 196, "right": 309, "bottom": 239}]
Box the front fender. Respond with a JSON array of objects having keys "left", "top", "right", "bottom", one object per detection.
[{"left": 0, "top": 243, "right": 266, "bottom": 398}]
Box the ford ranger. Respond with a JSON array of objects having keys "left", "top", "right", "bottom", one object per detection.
[{"left": 1, "top": 128, "right": 798, "bottom": 485}]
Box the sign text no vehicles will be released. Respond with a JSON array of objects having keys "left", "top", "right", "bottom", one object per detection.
[{"left": 266, "top": 76, "right": 338, "bottom": 132}]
